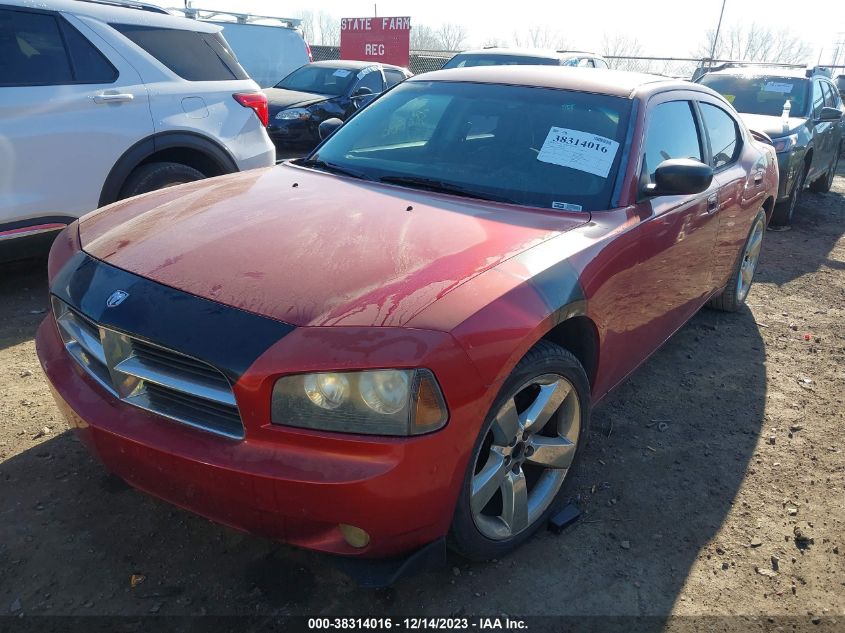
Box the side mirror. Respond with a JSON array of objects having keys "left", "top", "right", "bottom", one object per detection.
[
  {"left": 644, "top": 158, "right": 714, "bottom": 197},
  {"left": 318, "top": 118, "right": 344, "bottom": 140},
  {"left": 819, "top": 106, "right": 843, "bottom": 122}
]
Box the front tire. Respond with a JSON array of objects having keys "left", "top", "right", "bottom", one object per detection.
[
  {"left": 448, "top": 340, "right": 590, "bottom": 561},
  {"left": 708, "top": 210, "right": 766, "bottom": 312},
  {"left": 771, "top": 164, "right": 807, "bottom": 226},
  {"left": 809, "top": 152, "right": 839, "bottom": 194},
  {"left": 119, "top": 162, "right": 205, "bottom": 199}
]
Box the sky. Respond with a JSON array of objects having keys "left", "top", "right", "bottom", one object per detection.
[{"left": 152, "top": 0, "right": 845, "bottom": 63}]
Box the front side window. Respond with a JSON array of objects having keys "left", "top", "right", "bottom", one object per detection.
[
  {"left": 309, "top": 81, "right": 632, "bottom": 211},
  {"left": 821, "top": 81, "right": 840, "bottom": 109},
  {"left": 699, "top": 74, "right": 809, "bottom": 117},
  {"left": 0, "top": 9, "right": 72, "bottom": 85},
  {"left": 353, "top": 68, "right": 384, "bottom": 94},
  {"left": 811, "top": 80, "right": 824, "bottom": 119},
  {"left": 113, "top": 24, "right": 247, "bottom": 81},
  {"left": 642, "top": 101, "right": 702, "bottom": 184},
  {"left": 275, "top": 65, "right": 356, "bottom": 96},
  {"left": 699, "top": 103, "right": 740, "bottom": 169}
]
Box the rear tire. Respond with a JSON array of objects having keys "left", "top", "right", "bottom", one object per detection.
[
  {"left": 448, "top": 340, "right": 590, "bottom": 561},
  {"left": 809, "top": 152, "right": 839, "bottom": 194},
  {"left": 119, "top": 162, "right": 205, "bottom": 199},
  {"left": 708, "top": 210, "right": 766, "bottom": 312},
  {"left": 770, "top": 164, "right": 807, "bottom": 226}
]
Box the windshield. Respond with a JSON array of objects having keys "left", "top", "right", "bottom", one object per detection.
[
  {"left": 442, "top": 54, "right": 559, "bottom": 69},
  {"left": 275, "top": 65, "right": 357, "bottom": 96},
  {"left": 307, "top": 81, "right": 632, "bottom": 211},
  {"left": 699, "top": 74, "right": 809, "bottom": 117}
]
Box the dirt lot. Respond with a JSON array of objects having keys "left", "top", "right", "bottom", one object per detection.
[{"left": 1, "top": 166, "right": 843, "bottom": 630}]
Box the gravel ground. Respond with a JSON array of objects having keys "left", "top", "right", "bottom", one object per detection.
[{"left": 1, "top": 165, "right": 843, "bottom": 630}]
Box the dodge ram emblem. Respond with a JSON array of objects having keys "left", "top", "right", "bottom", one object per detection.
[{"left": 106, "top": 290, "right": 129, "bottom": 308}]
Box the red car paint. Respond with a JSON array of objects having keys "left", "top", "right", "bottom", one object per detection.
[{"left": 37, "top": 68, "right": 779, "bottom": 558}]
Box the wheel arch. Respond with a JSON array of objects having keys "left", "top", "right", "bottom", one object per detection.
[
  {"left": 540, "top": 311, "right": 600, "bottom": 389},
  {"left": 98, "top": 132, "right": 239, "bottom": 207},
  {"left": 761, "top": 195, "right": 775, "bottom": 224}
]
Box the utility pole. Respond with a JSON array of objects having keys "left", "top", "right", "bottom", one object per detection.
[
  {"left": 374, "top": 4, "right": 377, "bottom": 17},
  {"left": 708, "top": 0, "right": 727, "bottom": 69}
]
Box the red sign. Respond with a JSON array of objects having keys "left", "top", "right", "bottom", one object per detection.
[{"left": 340, "top": 17, "right": 411, "bottom": 68}]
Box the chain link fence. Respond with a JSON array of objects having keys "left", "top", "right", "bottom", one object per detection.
[{"left": 310, "top": 47, "right": 845, "bottom": 81}]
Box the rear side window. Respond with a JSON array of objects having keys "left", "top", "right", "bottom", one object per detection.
[
  {"left": 384, "top": 69, "right": 406, "bottom": 88},
  {"left": 642, "top": 101, "right": 703, "bottom": 183},
  {"left": 594, "top": 58, "right": 609, "bottom": 69},
  {"left": 699, "top": 103, "right": 740, "bottom": 169},
  {"left": 113, "top": 24, "right": 248, "bottom": 81},
  {"left": 59, "top": 19, "right": 117, "bottom": 83},
  {"left": 0, "top": 9, "right": 72, "bottom": 85}
]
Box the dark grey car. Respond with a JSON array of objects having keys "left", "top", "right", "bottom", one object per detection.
[{"left": 699, "top": 67, "right": 844, "bottom": 225}]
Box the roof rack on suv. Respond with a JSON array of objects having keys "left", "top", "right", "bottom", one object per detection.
[
  {"left": 170, "top": 6, "right": 301, "bottom": 28},
  {"left": 74, "top": 0, "right": 170, "bottom": 14}
]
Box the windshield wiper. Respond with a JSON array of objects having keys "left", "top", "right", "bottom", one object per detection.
[
  {"left": 378, "top": 175, "right": 516, "bottom": 203},
  {"left": 297, "top": 158, "right": 372, "bottom": 181}
]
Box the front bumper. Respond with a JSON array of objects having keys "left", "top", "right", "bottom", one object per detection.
[
  {"left": 267, "top": 118, "right": 320, "bottom": 151},
  {"left": 37, "top": 306, "right": 485, "bottom": 558}
]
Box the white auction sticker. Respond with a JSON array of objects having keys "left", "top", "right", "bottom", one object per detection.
[
  {"left": 537, "top": 127, "right": 620, "bottom": 178},
  {"left": 333, "top": 69, "right": 351, "bottom": 77},
  {"left": 762, "top": 81, "right": 793, "bottom": 94}
]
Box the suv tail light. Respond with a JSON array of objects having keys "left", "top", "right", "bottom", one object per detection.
[
  {"left": 233, "top": 92, "right": 269, "bottom": 127},
  {"left": 305, "top": 41, "right": 313, "bottom": 62}
]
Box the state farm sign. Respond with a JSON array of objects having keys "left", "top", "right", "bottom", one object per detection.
[{"left": 340, "top": 17, "right": 411, "bottom": 68}]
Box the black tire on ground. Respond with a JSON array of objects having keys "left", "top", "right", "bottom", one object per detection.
[
  {"left": 448, "top": 340, "right": 591, "bottom": 561},
  {"left": 708, "top": 209, "right": 767, "bottom": 312},
  {"left": 770, "top": 164, "right": 808, "bottom": 226},
  {"left": 119, "top": 162, "right": 205, "bottom": 199},
  {"left": 809, "top": 152, "right": 839, "bottom": 194}
]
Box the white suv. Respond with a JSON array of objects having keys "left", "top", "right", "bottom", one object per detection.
[{"left": 0, "top": 0, "right": 276, "bottom": 260}]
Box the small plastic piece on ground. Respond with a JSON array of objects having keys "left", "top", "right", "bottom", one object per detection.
[{"left": 547, "top": 503, "right": 581, "bottom": 534}]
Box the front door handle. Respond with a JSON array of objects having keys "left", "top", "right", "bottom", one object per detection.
[
  {"left": 92, "top": 93, "right": 134, "bottom": 104},
  {"left": 707, "top": 193, "right": 719, "bottom": 213}
]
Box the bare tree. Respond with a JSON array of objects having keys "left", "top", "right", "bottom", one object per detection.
[
  {"left": 297, "top": 10, "right": 315, "bottom": 44},
  {"left": 316, "top": 11, "right": 340, "bottom": 46},
  {"left": 601, "top": 33, "right": 644, "bottom": 71},
  {"left": 692, "top": 23, "right": 811, "bottom": 64},
  {"left": 411, "top": 24, "right": 443, "bottom": 51},
  {"left": 436, "top": 23, "right": 468, "bottom": 51},
  {"left": 482, "top": 37, "right": 507, "bottom": 48},
  {"left": 512, "top": 25, "right": 567, "bottom": 50}
]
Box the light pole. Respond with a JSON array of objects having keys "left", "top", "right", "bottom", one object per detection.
[{"left": 708, "top": 0, "right": 727, "bottom": 70}]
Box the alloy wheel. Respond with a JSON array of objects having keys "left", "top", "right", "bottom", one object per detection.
[
  {"left": 470, "top": 373, "right": 580, "bottom": 540},
  {"left": 736, "top": 215, "right": 765, "bottom": 302}
]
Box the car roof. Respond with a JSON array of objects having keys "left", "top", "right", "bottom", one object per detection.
[
  {"left": 454, "top": 47, "right": 602, "bottom": 60},
  {"left": 307, "top": 60, "right": 409, "bottom": 72},
  {"left": 7, "top": 0, "right": 220, "bottom": 32},
  {"left": 411, "top": 65, "right": 699, "bottom": 99}
]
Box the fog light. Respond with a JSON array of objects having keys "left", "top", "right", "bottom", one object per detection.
[{"left": 339, "top": 523, "right": 370, "bottom": 548}]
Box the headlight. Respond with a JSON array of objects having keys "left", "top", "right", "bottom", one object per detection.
[
  {"left": 772, "top": 134, "right": 798, "bottom": 153},
  {"left": 275, "top": 107, "right": 311, "bottom": 121},
  {"left": 272, "top": 369, "right": 448, "bottom": 436}
]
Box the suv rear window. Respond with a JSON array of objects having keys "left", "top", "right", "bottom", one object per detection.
[
  {"left": 442, "top": 54, "right": 558, "bottom": 69},
  {"left": 113, "top": 24, "right": 248, "bottom": 81}
]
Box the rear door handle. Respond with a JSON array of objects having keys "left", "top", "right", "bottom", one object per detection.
[
  {"left": 707, "top": 193, "right": 719, "bottom": 213},
  {"left": 92, "top": 93, "right": 134, "bottom": 104}
]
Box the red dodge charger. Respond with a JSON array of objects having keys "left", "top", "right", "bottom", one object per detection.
[{"left": 37, "top": 67, "right": 779, "bottom": 561}]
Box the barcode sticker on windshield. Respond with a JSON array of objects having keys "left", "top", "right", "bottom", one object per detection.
[
  {"left": 537, "top": 127, "right": 619, "bottom": 178},
  {"left": 333, "top": 69, "right": 351, "bottom": 77},
  {"left": 762, "top": 81, "right": 793, "bottom": 94}
]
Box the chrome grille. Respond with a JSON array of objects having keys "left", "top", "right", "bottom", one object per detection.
[{"left": 52, "top": 297, "right": 243, "bottom": 440}]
